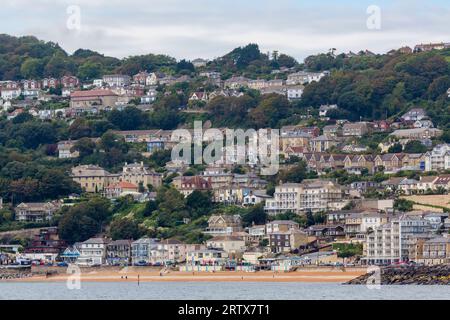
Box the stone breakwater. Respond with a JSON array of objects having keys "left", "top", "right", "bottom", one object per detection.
[
  {"left": 0, "top": 266, "right": 32, "bottom": 280},
  {"left": 0, "top": 272, "right": 33, "bottom": 280},
  {"left": 346, "top": 265, "right": 450, "bottom": 285}
]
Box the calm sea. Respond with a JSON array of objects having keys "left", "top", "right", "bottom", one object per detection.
[{"left": 0, "top": 282, "right": 449, "bottom": 300}]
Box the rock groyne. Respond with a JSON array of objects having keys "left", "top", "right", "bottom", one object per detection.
[
  {"left": 346, "top": 265, "right": 450, "bottom": 285},
  {"left": 0, "top": 266, "right": 32, "bottom": 280}
]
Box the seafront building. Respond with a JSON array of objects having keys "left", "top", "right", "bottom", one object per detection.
[
  {"left": 363, "top": 216, "right": 432, "bottom": 265},
  {"left": 264, "top": 180, "right": 346, "bottom": 215}
]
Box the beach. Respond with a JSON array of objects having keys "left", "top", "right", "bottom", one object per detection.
[{"left": 4, "top": 266, "right": 367, "bottom": 283}]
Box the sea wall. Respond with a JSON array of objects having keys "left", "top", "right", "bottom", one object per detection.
[{"left": 346, "top": 265, "right": 450, "bottom": 285}]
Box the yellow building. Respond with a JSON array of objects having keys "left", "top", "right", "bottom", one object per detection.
[{"left": 71, "top": 163, "right": 162, "bottom": 193}]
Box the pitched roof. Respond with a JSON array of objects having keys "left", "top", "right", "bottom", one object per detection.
[
  {"left": 106, "top": 181, "right": 139, "bottom": 189},
  {"left": 435, "top": 175, "right": 450, "bottom": 185},
  {"left": 108, "top": 239, "right": 132, "bottom": 246},
  {"left": 419, "top": 176, "right": 438, "bottom": 183},
  {"left": 83, "top": 238, "right": 110, "bottom": 245},
  {"left": 208, "top": 235, "right": 244, "bottom": 242},
  {"left": 71, "top": 89, "right": 118, "bottom": 98},
  {"left": 267, "top": 220, "right": 298, "bottom": 225}
]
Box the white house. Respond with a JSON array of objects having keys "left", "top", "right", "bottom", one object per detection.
[
  {"left": 286, "top": 71, "right": 328, "bottom": 85},
  {"left": 319, "top": 104, "right": 338, "bottom": 117},
  {"left": 141, "top": 88, "right": 158, "bottom": 104},
  {"left": 206, "top": 236, "right": 246, "bottom": 254},
  {"left": 401, "top": 108, "right": 427, "bottom": 122},
  {"left": 287, "top": 85, "right": 304, "bottom": 100},
  {"left": 102, "top": 74, "right": 131, "bottom": 87},
  {"left": 243, "top": 190, "right": 271, "bottom": 206},
  {"left": 1, "top": 88, "right": 22, "bottom": 100},
  {"left": 93, "top": 79, "right": 104, "bottom": 88},
  {"left": 413, "top": 119, "right": 434, "bottom": 128},
  {"left": 424, "top": 144, "right": 450, "bottom": 171},
  {"left": 192, "top": 58, "right": 208, "bottom": 68},
  {"left": 22, "top": 89, "right": 40, "bottom": 98},
  {"left": 76, "top": 238, "right": 110, "bottom": 266},
  {"left": 57, "top": 140, "right": 79, "bottom": 159}
]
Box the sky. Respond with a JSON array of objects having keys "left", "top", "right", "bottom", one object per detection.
[{"left": 0, "top": 0, "right": 449, "bottom": 62}]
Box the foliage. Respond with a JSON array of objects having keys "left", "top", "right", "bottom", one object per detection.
[
  {"left": 332, "top": 243, "right": 363, "bottom": 258},
  {"left": 394, "top": 198, "right": 414, "bottom": 212},
  {"left": 108, "top": 218, "right": 143, "bottom": 240},
  {"left": 58, "top": 197, "right": 112, "bottom": 243}
]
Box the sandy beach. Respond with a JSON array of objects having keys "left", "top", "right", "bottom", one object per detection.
[{"left": 5, "top": 267, "right": 367, "bottom": 283}]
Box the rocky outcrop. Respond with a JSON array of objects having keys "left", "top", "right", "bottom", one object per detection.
[
  {"left": 0, "top": 266, "right": 32, "bottom": 280},
  {"left": 346, "top": 265, "right": 450, "bottom": 285},
  {"left": 0, "top": 270, "right": 32, "bottom": 280}
]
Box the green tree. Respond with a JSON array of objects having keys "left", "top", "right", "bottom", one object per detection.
[
  {"left": 20, "top": 58, "right": 44, "bottom": 78},
  {"left": 109, "top": 218, "right": 142, "bottom": 240},
  {"left": 185, "top": 190, "right": 213, "bottom": 218},
  {"left": 394, "top": 198, "right": 414, "bottom": 212},
  {"left": 241, "top": 203, "right": 267, "bottom": 227},
  {"left": 388, "top": 143, "right": 403, "bottom": 153},
  {"left": 107, "top": 107, "right": 145, "bottom": 130},
  {"left": 77, "top": 61, "right": 103, "bottom": 80},
  {"left": 403, "top": 140, "right": 427, "bottom": 153},
  {"left": 73, "top": 137, "right": 96, "bottom": 158},
  {"left": 58, "top": 211, "right": 99, "bottom": 244}
]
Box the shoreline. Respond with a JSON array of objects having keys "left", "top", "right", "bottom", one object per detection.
[{"left": 3, "top": 268, "right": 367, "bottom": 283}]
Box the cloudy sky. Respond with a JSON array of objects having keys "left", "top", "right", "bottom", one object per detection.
[{"left": 1, "top": 0, "right": 449, "bottom": 62}]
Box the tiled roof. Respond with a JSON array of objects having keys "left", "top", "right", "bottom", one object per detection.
[{"left": 71, "top": 89, "right": 117, "bottom": 98}]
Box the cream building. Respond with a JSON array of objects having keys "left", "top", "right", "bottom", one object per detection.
[
  {"left": 71, "top": 165, "right": 114, "bottom": 193},
  {"left": 265, "top": 180, "right": 345, "bottom": 215},
  {"left": 206, "top": 236, "right": 246, "bottom": 254},
  {"left": 121, "top": 162, "right": 162, "bottom": 189},
  {"left": 71, "top": 163, "right": 162, "bottom": 193}
]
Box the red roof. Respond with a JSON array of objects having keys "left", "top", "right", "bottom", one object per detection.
[
  {"left": 181, "top": 176, "right": 212, "bottom": 189},
  {"left": 106, "top": 181, "right": 138, "bottom": 189},
  {"left": 71, "top": 89, "right": 117, "bottom": 98}
]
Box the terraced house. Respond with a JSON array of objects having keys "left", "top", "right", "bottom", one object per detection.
[
  {"left": 343, "top": 154, "right": 375, "bottom": 174},
  {"left": 106, "top": 240, "right": 132, "bottom": 266}
]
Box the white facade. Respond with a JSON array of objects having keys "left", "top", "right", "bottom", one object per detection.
[
  {"left": 287, "top": 86, "right": 304, "bottom": 100},
  {"left": 425, "top": 144, "right": 450, "bottom": 171},
  {"left": 286, "top": 71, "right": 327, "bottom": 85},
  {"left": 265, "top": 180, "right": 344, "bottom": 215},
  {"left": 103, "top": 74, "right": 131, "bottom": 87},
  {"left": 141, "top": 88, "right": 157, "bottom": 104},
  {"left": 93, "top": 79, "right": 104, "bottom": 87},
  {"left": 364, "top": 216, "right": 431, "bottom": 265},
  {"left": 1, "top": 89, "right": 21, "bottom": 100},
  {"left": 77, "top": 238, "right": 109, "bottom": 266},
  {"left": 319, "top": 104, "right": 338, "bottom": 117}
]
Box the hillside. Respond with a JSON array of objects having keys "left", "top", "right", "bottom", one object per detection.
[
  {"left": 0, "top": 35, "right": 297, "bottom": 81},
  {"left": 300, "top": 50, "right": 450, "bottom": 126}
]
